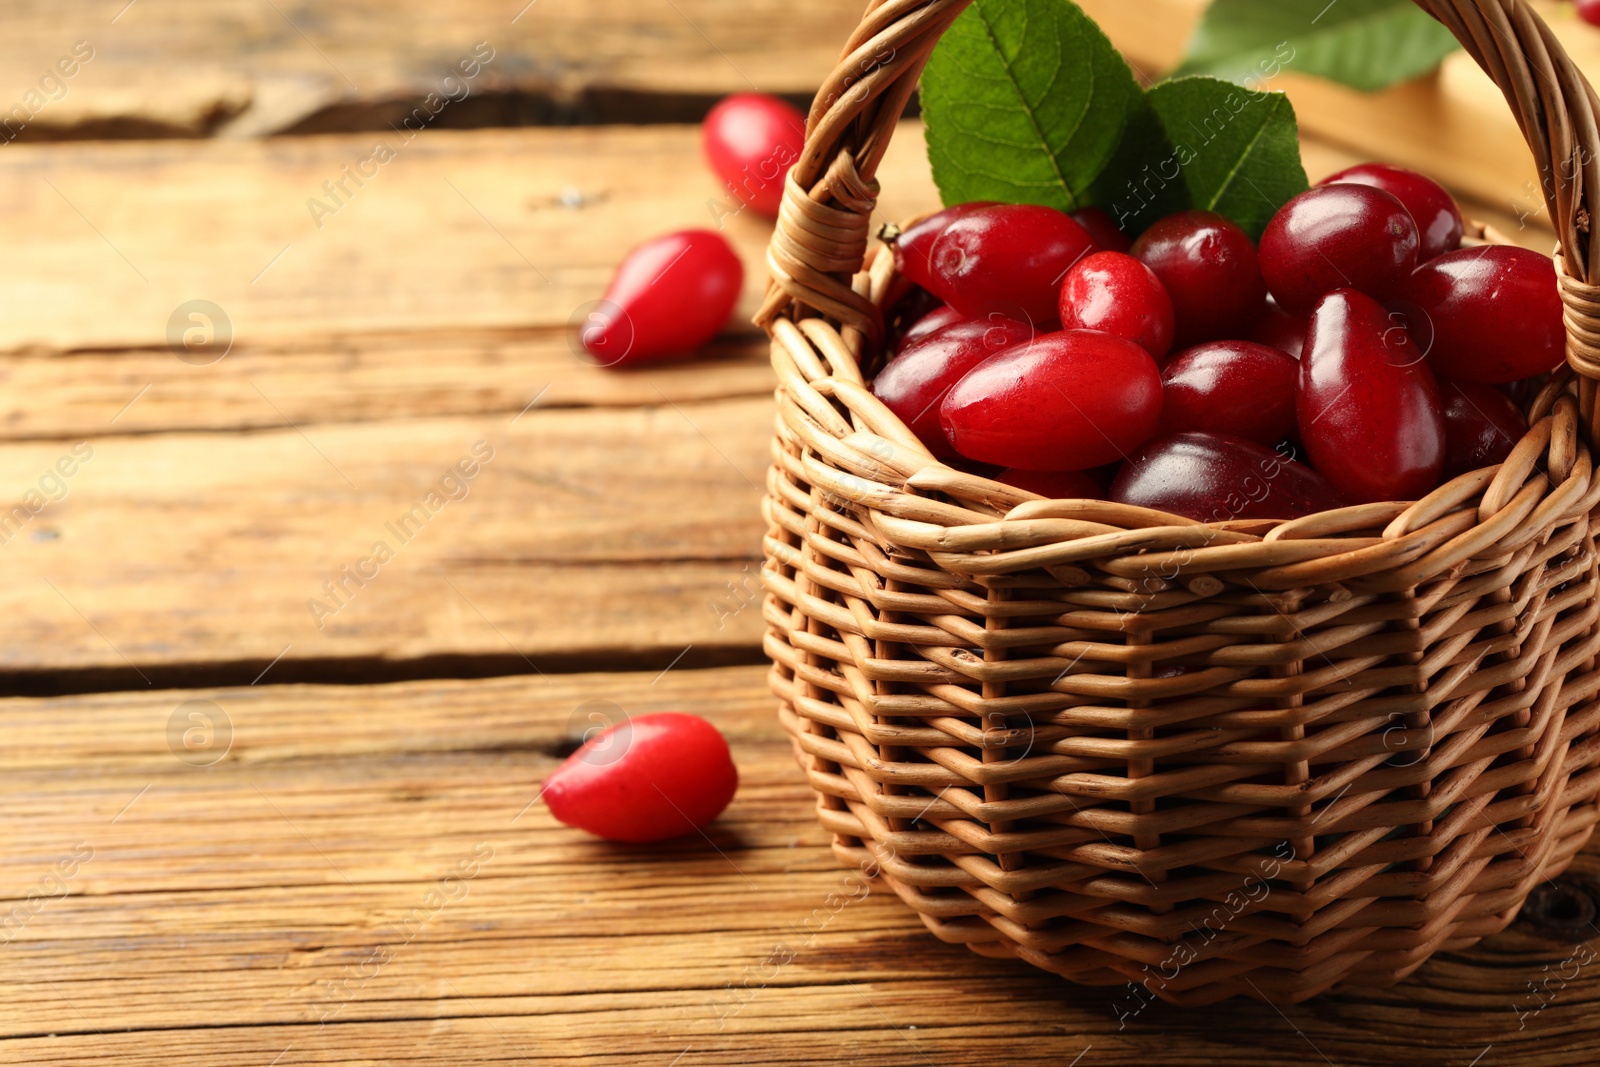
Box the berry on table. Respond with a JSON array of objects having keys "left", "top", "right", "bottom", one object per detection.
[
  {"left": 702, "top": 93, "right": 807, "bottom": 218},
  {"left": 543, "top": 712, "right": 738, "bottom": 843},
  {"left": 581, "top": 230, "right": 743, "bottom": 367}
]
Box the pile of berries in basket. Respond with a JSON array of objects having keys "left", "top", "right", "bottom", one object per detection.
[{"left": 875, "top": 163, "right": 1558, "bottom": 521}]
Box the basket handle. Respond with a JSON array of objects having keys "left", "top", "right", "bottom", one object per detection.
[{"left": 756, "top": 0, "right": 1600, "bottom": 391}]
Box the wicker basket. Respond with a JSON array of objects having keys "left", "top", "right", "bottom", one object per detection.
[{"left": 755, "top": 0, "right": 1600, "bottom": 1005}]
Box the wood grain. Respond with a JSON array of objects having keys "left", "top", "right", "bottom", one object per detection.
[
  {"left": 1, "top": 665, "right": 1596, "bottom": 1064},
  {"left": 0, "top": 330, "right": 774, "bottom": 440},
  {"left": 0, "top": 0, "right": 865, "bottom": 138},
  {"left": 0, "top": 124, "right": 938, "bottom": 355},
  {"left": 0, "top": 399, "right": 769, "bottom": 683}
]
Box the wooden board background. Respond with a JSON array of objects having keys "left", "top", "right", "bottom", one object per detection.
[{"left": 0, "top": 1, "right": 1596, "bottom": 1064}]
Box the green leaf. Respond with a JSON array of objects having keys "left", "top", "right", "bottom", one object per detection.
[
  {"left": 1143, "top": 76, "right": 1309, "bottom": 239},
  {"left": 1177, "top": 0, "right": 1460, "bottom": 93},
  {"left": 919, "top": 0, "right": 1313, "bottom": 241},
  {"left": 921, "top": 0, "right": 1152, "bottom": 210},
  {"left": 1088, "top": 96, "right": 1186, "bottom": 236}
]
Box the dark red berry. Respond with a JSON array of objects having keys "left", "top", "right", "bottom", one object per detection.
[
  {"left": 1251, "top": 302, "right": 1308, "bottom": 359},
  {"left": 1110, "top": 432, "right": 1344, "bottom": 521},
  {"left": 873, "top": 316, "right": 1037, "bottom": 459},
  {"left": 1439, "top": 378, "right": 1527, "bottom": 479},
  {"left": 1071, "top": 206, "right": 1132, "bottom": 253},
  {"left": 702, "top": 94, "right": 806, "bottom": 219},
  {"left": 1319, "top": 162, "right": 1463, "bottom": 261},
  {"left": 996, "top": 467, "right": 1104, "bottom": 499},
  {"left": 1058, "top": 251, "right": 1175, "bottom": 360},
  {"left": 898, "top": 303, "right": 965, "bottom": 351},
  {"left": 1131, "top": 210, "right": 1266, "bottom": 346},
  {"left": 1259, "top": 185, "right": 1419, "bottom": 315},
  {"left": 1580, "top": 0, "right": 1600, "bottom": 28},
  {"left": 895, "top": 202, "right": 997, "bottom": 292},
  {"left": 1298, "top": 289, "right": 1445, "bottom": 503},
  {"left": 1159, "top": 341, "right": 1299, "bottom": 447},
  {"left": 1396, "top": 245, "right": 1564, "bottom": 384},
  {"left": 582, "top": 230, "right": 743, "bottom": 366},
  {"left": 940, "top": 330, "right": 1162, "bottom": 470},
  {"left": 543, "top": 712, "right": 738, "bottom": 843},
  {"left": 924, "top": 204, "right": 1096, "bottom": 325}
]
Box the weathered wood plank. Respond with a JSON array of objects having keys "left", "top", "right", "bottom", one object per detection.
[
  {"left": 0, "top": 399, "right": 769, "bottom": 683},
  {"left": 0, "top": 1, "right": 865, "bottom": 138},
  {"left": 0, "top": 331, "right": 774, "bottom": 440},
  {"left": 0, "top": 666, "right": 1595, "bottom": 1064},
  {"left": 0, "top": 124, "right": 938, "bottom": 354}
]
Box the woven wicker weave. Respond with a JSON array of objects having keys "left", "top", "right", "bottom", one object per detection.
[{"left": 756, "top": 0, "right": 1600, "bottom": 1005}]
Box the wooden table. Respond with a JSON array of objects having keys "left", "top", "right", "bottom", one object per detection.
[{"left": 2, "top": 4, "right": 1596, "bottom": 1064}]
